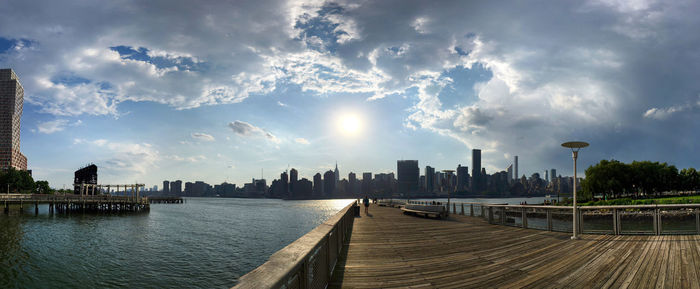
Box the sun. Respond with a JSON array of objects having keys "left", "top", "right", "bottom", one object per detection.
[{"left": 337, "top": 113, "right": 363, "bottom": 136}]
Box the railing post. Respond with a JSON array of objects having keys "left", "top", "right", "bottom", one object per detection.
[
  {"left": 547, "top": 209, "right": 552, "bottom": 231},
  {"left": 578, "top": 209, "right": 583, "bottom": 235},
  {"left": 500, "top": 207, "right": 505, "bottom": 225},
  {"left": 453, "top": 203, "right": 456, "bottom": 214},
  {"left": 522, "top": 207, "right": 527, "bottom": 229},
  {"left": 653, "top": 208, "right": 658, "bottom": 235},
  {"left": 613, "top": 209, "right": 618, "bottom": 235},
  {"left": 470, "top": 204, "right": 474, "bottom": 217},
  {"left": 488, "top": 206, "right": 493, "bottom": 224},
  {"left": 696, "top": 209, "right": 700, "bottom": 235},
  {"left": 460, "top": 203, "right": 464, "bottom": 215},
  {"left": 655, "top": 208, "right": 661, "bottom": 235}
]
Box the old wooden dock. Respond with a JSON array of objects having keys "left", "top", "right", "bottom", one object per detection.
[
  {"left": 148, "top": 196, "right": 184, "bottom": 204},
  {"left": 1, "top": 194, "right": 149, "bottom": 214},
  {"left": 328, "top": 204, "right": 700, "bottom": 289}
]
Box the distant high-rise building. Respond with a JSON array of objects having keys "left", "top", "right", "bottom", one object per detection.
[
  {"left": 472, "top": 149, "right": 482, "bottom": 193},
  {"left": 162, "top": 181, "right": 170, "bottom": 194},
  {"left": 425, "top": 166, "right": 435, "bottom": 193},
  {"left": 296, "top": 178, "right": 313, "bottom": 199},
  {"left": 456, "top": 164, "right": 469, "bottom": 191},
  {"left": 171, "top": 180, "right": 182, "bottom": 195},
  {"left": 397, "top": 160, "right": 419, "bottom": 195},
  {"left": 506, "top": 164, "right": 513, "bottom": 183},
  {"left": 545, "top": 170, "right": 549, "bottom": 182},
  {"left": 550, "top": 169, "right": 557, "bottom": 182},
  {"left": 280, "top": 171, "right": 289, "bottom": 198},
  {"left": 324, "top": 170, "right": 336, "bottom": 197},
  {"left": 348, "top": 172, "right": 357, "bottom": 195},
  {"left": 313, "top": 173, "right": 323, "bottom": 197},
  {"left": 0, "top": 69, "right": 27, "bottom": 171},
  {"left": 290, "top": 168, "right": 298, "bottom": 197},
  {"left": 514, "top": 155, "right": 518, "bottom": 181},
  {"left": 334, "top": 162, "right": 340, "bottom": 186},
  {"left": 362, "top": 172, "right": 372, "bottom": 194}
]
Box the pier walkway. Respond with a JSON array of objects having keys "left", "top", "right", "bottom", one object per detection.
[{"left": 329, "top": 204, "right": 700, "bottom": 288}]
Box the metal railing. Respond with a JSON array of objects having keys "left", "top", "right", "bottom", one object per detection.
[
  {"left": 432, "top": 201, "right": 700, "bottom": 235},
  {"left": 233, "top": 202, "right": 357, "bottom": 289}
]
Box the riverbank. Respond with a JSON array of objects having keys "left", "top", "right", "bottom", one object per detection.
[{"left": 579, "top": 195, "right": 700, "bottom": 206}]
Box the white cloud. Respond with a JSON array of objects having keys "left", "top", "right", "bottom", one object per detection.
[
  {"left": 187, "top": 155, "right": 207, "bottom": 162},
  {"left": 36, "top": 119, "right": 69, "bottom": 134},
  {"left": 643, "top": 99, "right": 699, "bottom": 120},
  {"left": 73, "top": 138, "right": 160, "bottom": 180},
  {"left": 295, "top": 138, "right": 310, "bottom": 145},
  {"left": 228, "top": 120, "right": 280, "bottom": 144},
  {"left": 191, "top": 132, "right": 215, "bottom": 142}
]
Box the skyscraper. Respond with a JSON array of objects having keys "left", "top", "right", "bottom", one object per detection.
[
  {"left": 324, "top": 170, "right": 336, "bottom": 197},
  {"left": 348, "top": 172, "right": 357, "bottom": 195},
  {"left": 397, "top": 160, "right": 419, "bottom": 194},
  {"left": 362, "top": 172, "right": 372, "bottom": 194},
  {"left": 471, "top": 149, "right": 481, "bottom": 193},
  {"left": 171, "top": 180, "right": 182, "bottom": 195},
  {"left": 313, "top": 173, "right": 323, "bottom": 197},
  {"left": 456, "top": 164, "right": 469, "bottom": 191},
  {"left": 506, "top": 164, "right": 513, "bottom": 183},
  {"left": 514, "top": 155, "right": 519, "bottom": 181},
  {"left": 0, "top": 69, "right": 27, "bottom": 171},
  {"left": 290, "top": 168, "right": 298, "bottom": 197},
  {"left": 334, "top": 162, "right": 339, "bottom": 186},
  {"left": 425, "top": 166, "right": 435, "bottom": 193},
  {"left": 162, "top": 181, "right": 170, "bottom": 194},
  {"left": 550, "top": 169, "right": 557, "bottom": 182},
  {"left": 280, "top": 171, "right": 289, "bottom": 198}
]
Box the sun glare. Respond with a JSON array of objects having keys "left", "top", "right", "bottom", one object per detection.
[{"left": 338, "top": 113, "right": 363, "bottom": 136}]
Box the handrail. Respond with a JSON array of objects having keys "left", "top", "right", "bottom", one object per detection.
[
  {"left": 233, "top": 202, "right": 356, "bottom": 289},
  {"left": 416, "top": 200, "right": 700, "bottom": 235}
]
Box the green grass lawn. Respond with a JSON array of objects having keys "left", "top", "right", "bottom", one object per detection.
[{"left": 580, "top": 195, "right": 700, "bottom": 206}]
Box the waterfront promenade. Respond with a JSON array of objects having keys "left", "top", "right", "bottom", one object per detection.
[{"left": 328, "top": 204, "right": 700, "bottom": 289}]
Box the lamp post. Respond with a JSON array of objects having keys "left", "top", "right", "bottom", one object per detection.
[
  {"left": 561, "top": 141, "right": 589, "bottom": 240},
  {"left": 443, "top": 170, "right": 455, "bottom": 217}
]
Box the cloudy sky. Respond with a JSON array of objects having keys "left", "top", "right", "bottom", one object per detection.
[{"left": 1, "top": 0, "right": 698, "bottom": 188}]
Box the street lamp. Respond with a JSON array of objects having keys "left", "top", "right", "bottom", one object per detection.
[
  {"left": 443, "top": 170, "right": 455, "bottom": 217},
  {"left": 561, "top": 141, "right": 589, "bottom": 240}
]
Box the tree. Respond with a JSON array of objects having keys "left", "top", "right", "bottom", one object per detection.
[
  {"left": 0, "top": 168, "right": 35, "bottom": 193},
  {"left": 35, "top": 180, "right": 52, "bottom": 194}
]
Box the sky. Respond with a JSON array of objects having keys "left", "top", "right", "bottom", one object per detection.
[{"left": 1, "top": 0, "right": 699, "bottom": 188}]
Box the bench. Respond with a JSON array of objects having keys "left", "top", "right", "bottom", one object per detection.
[{"left": 401, "top": 204, "right": 447, "bottom": 219}]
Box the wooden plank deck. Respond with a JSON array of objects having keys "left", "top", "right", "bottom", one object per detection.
[{"left": 329, "top": 204, "right": 700, "bottom": 289}]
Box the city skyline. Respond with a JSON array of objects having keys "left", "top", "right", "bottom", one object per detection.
[{"left": 1, "top": 1, "right": 699, "bottom": 187}]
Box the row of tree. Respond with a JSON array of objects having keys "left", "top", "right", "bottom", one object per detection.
[
  {"left": 0, "top": 168, "right": 52, "bottom": 194},
  {"left": 581, "top": 160, "right": 699, "bottom": 200}
]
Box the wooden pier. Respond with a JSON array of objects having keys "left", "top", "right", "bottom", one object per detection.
[
  {"left": 148, "top": 196, "right": 184, "bottom": 204},
  {"left": 327, "top": 204, "right": 700, "bottom": 288},
  {"left": 1, "top": 194, "right": 149, "bottom": 214}
]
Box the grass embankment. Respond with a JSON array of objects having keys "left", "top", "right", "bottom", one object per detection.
[{"left": 580, "top": 195, "right": 700, "bottom": 206}]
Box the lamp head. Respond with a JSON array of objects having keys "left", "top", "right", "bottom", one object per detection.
[{"left": 561, "top": 141, "right": 589, "bottom": 151}]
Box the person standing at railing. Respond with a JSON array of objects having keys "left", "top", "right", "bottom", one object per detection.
[{"left": 363, "top": 195, "right": 370, "bottom": 215}]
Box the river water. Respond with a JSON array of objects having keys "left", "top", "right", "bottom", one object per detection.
[{"left": 0, "top": 198, "right": 354, "bottom": 289}]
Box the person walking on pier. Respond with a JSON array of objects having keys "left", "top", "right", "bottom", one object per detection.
[{"left": 363, "top": 195, "right": 370, "bottom": 215}]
